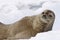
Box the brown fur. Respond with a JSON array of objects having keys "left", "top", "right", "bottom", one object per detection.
[
  {"left": 0, "top": 10, "right": 55, "bottom": 40},
  {"left": 0, "top": 23, "right": 8, "bottom": 40}
]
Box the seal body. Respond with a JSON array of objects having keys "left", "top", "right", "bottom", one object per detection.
[
  {"left": 8, "top": 10, "right": 55, "bottom": 39},
  {"left": 0, "top": 10, "right": 55, "bottom": 40}
]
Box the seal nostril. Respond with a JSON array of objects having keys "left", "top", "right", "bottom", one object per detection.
[{"left": 43, "top": 15, "right": 46, "bottom": 17}]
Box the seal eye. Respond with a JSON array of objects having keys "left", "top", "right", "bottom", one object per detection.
[
  {"left": 42, "top": 12, "right": 44, "bottom": 14},
  {"left": 49, "top": 15, "right": 52, "bottom": 17}
]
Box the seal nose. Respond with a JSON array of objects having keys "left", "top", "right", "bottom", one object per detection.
[
  {"left": 43, "top": 15, "right": 46, "bottom": 17},
  {"left": 43, "top": 15, "right": 47, "bottom": 19}
]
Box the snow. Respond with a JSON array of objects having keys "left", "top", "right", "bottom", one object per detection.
[
  {"left": 30, "top": 31, "right": 60, "bottom": 40},
  {"left": 0, "top": 0, "right": 60, "bottom": 40}
]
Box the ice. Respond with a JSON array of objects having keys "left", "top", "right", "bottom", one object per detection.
[{"left": 30, "top": 31, "right": 60, "bottom": 40}]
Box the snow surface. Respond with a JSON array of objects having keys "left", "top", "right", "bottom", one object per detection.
[
  {"left": 0, "top": 0, "right": 60, "bottom": 40},
  {"left": 30, "top": 31, "right": 60, "bottom": 40}
]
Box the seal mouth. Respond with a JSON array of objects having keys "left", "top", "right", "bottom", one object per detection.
[{"left": 42, "top": 15, "right": 50, "bottom": 22}]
